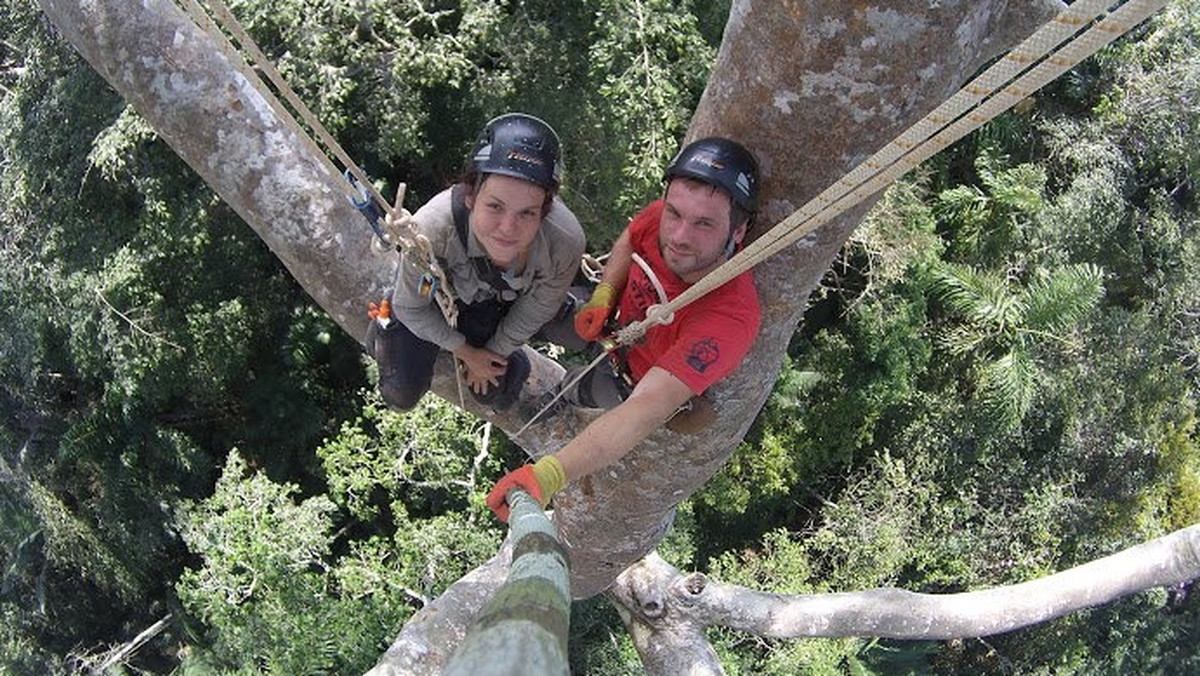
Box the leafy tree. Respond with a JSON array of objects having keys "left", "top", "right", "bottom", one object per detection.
[
  {"left": 7, "top": 0, "right": 1200, "bottom": 673},
  {"left": 929, "top": 261, "right": 1104, "bottom": 427},
  {"left": 175, "top": 449, "right": 494, "bottom": 674}
]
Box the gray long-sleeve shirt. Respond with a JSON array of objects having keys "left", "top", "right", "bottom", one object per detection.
[{"left": 391, "top": 186, "right": 585, "bottom": 356}]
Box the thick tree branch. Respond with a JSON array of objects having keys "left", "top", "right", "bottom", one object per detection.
[
  {"left": 37, "top": 0, "right": 393, "bottom": 338},
  {"left": 611, "top": 525, "right": 1198, "bottom": 673}
]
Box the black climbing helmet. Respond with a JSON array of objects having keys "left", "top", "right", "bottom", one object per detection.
[
  {"left": 664, "top": 137, "right": 759, "bottom": 212},
  {"left": 469, "top": 113, "right": 563, "bottom": 192}
]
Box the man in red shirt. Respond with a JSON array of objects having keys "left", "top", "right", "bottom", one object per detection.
[{"left": 487, "top": 137, "right": 762, "bottom": 520}]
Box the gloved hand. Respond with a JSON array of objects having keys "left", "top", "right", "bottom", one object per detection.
[
  {"left": 367, "top": 299, "right": 392, "bottom": 322},
  {"left": 486, "top": 455, "right": 567, "bottom": 522},
  {"left": 573, "top": 282, "right": 617, "bottom": 342}
]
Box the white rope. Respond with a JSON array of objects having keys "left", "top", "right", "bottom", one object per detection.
[
  {"left": 181, "top": 0, "right": 462, "bottom": 326},
  {"left": 613, "top": 0, "right": 1168, "bottom": 348}
]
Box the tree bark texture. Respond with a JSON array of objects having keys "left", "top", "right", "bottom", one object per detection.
[
  {"left": 612, "top": 526, "right": 1200, "bottom": 676},
  {"left": 39, "top": 0, "right": 1070, "bottom": 672},
  {"left": 36, "top": 0, "right": 395, "bottom": 339}
]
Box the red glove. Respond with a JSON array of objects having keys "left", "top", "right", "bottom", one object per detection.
[
  {"left": 486, "top": 456, "right": 566, "bottom": 522},
  {"left": 574, "top": 283, "right": 616, "bottom": 342}
]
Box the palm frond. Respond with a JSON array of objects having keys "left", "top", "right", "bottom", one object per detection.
[
  {"left": 1023, "top": 263, "right": 1105, "bottom": 333},
  {"left": 935, "top": 184, "right": 990, "bottom": 228},
  {"left": 977, "top": 349, "right": 1037, "bottom": 427},
  {"left": 932, "top": 263, "right": 1026, "bottom": 334},
  {"left": 980, "top": 162, "right": 1047, "bottom": 215},
  {"left": 936, "top": 324, "right": 991, "bottom": 357}
]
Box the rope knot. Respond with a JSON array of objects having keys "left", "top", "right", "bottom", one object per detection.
[
  {"left": 644, "top": 304, "right": 675, "bottom": 327},
  {"left": 384, "top": 207, "right": 416, "bottom": 243}
]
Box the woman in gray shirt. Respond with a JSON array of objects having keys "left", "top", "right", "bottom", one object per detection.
[{"left": 368, "top": 113, "right": 585, "bottom": 411}]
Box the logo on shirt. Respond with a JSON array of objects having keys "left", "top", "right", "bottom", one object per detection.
[
  {"left": 626, "top": 275, "right": 657, "bottom": 318},
  {"left": 686, "top": 337, "right": 720, "bottom": 373}
]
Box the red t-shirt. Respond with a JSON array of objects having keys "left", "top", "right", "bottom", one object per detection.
[{"left": 616, "top": 200, "right": 761, "bottom": 395}]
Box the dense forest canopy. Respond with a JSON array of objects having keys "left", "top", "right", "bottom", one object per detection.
[{"left": 2, "top": 0, "right": 1199, "bottom": 674}]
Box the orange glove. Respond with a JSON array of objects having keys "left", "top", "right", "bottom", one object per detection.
[
  {"left": 486, "top": 456, "right": 567, "bottom": 522},
  {"left": 367, "top": 299, "right": 392, "bottom": 321},
  {"left": 573, "top": 282, "right": 616, "bottom": 342}
]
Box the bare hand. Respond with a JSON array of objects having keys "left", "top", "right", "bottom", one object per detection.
[{"left": 453, "top": 345, "right": 507, "bottom": 395}]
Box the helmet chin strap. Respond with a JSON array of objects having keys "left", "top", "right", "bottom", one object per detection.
[{"left": 723, "top": 232, "right": 736, "bottom": 258}]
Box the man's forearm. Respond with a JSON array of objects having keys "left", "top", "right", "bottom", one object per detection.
[
  {"left": 555, "top": 402, "right": 666, "bottom": 482},
  {"left": 600, "top": 228, "right": 634, "bottom": 295},
  {"left": 554, "top": 367, "right": 694, "bottom": 481}
]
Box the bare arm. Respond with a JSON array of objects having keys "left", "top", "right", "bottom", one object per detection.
[
  {"left": 554, "top": 367, "right": 695, "bottom": 481},
  {"left": 599, "top": 226, "right": 635, "bottom": 296}
]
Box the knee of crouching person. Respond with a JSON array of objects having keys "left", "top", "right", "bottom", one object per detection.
[{"left": 378, "top": 380, "right": 423, "bottom": 411}]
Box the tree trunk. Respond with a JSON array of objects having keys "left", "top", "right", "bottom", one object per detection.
[
  {"left": 37, "top": 0, "right": 397, "bottom": 339},
  {"left": 552, "top": 0, "right": 1065, "bottom": 599},
  {"left": 38, "top": 0, "right": 1067, "bottom": 672}
]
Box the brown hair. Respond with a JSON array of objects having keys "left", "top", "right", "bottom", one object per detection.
[{"left": 456, "top": 170, "right": 556, "bottom": 218}]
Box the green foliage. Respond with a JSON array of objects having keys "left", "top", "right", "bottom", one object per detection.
[
  {"left": 935, "top": 150, "right": 1046, "bottom": 264},
  {"left": 587, "top": 0, "right": 715, "bottom": 216},
  {"left": 689, "top": 9, "right": 1200, "bottom": 674},
  {"left": 177, "top": 451, "right": 342, "bottom": 673},
  {"left": 5, "top": 0, "right": 1200, "bottom": 673},
  {"left": 929, "top": 261, "right": 1103, "bottom": 426},
  {"left": 175, "top": 447, "right": 500, "bottom": 674},
  {"left": 317, "top": 391, "right": 498, "bottom": 520}
]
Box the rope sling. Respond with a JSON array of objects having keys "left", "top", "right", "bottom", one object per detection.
[{"left": 177, "top": 0, "right": 1167, "bottom": 431}]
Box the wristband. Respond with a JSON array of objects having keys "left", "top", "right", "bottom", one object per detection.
[
  {"left": 586, "top": 282, "right": 617, "bottom": 309},
  {"left": 531, "top": 455, "right": 567, "bottom": 501}
]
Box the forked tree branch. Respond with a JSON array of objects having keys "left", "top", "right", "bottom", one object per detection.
[{"left": 612, "top": 525, "right": 1200, "bottom": 676}]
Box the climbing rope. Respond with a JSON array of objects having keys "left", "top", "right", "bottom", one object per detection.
[
  {"left": 612, "top": 0, "right": 1168, "bottom": 348},
  {"left": 178, "top": 0, "right": 460, "bottom": 327},
  {"left": 515, "top": 0, "right": 1168, "bottom": 432},
  {"left": 179, "top": 0, "right": 1166, "bottom": 429}
]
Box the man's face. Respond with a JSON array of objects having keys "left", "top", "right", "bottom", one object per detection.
[
  {"left": 658, "top": 178, "right": 745, "bottom": 283},
  {"left": 465, "top": 173, "right": 546, "bottom": 268}
]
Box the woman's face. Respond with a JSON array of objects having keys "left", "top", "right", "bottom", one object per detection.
[{"left": 464, "top": 174, "right": 546, "bottom": 268}]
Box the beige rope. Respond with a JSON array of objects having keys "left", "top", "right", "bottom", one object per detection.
[
  {"left": 181, "top": 0, "right": 462, "bottom": 326},
  {"left": 614, "top": 0, "right": 1168, "bottom": 348},
  {"left": 201, "top": 0, "right": 390, "bottom": 214},
  {"left": 177, "top": 0, "right": 350, "bottom": 204}
]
